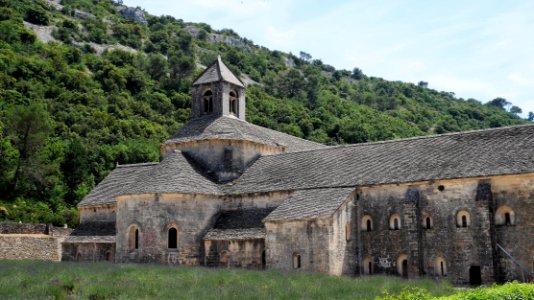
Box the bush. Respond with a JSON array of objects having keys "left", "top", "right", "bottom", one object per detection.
[{"left": 25, "top": 8, "right": 49, "bottom": 25}]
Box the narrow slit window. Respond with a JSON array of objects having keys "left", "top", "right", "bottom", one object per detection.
[
  {"left": 293, "top": 253, "right": 301, "bottom": 269},
  {"left": 168, "top": 227, "right": 177, "bottom": 249}
]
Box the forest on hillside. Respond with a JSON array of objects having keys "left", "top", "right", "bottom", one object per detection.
[{"left": 0, "top": 0, "right": 530, "bottom": 226}]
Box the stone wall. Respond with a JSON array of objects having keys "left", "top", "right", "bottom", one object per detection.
[
  {"left": 265, "top": 218, "right": 332, "bottom": 273},
  {"left": 62, "top": 242, "right": 115, "bottom": 262},
  {"left": 114, "top": 191, "right": 286, "bottom": 265},
  {"left": 204, "top": 239, "right": 264, "bottom": 269},
  {"left": 0, "top": 223, "right": 72, "bottom": 261},
  {"left": 330, "top": 195, "right": 358, "bottom": 275},
  {"left": 491, "top": 175, "right": 534, "bottom": 282},
  {"left": 355, "top": 174, "right": 534, "bottom": 284},
  {"left": 79, "top": 204, "right": 116, "bottom": 223}
]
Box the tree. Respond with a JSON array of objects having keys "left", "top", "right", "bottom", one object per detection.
[
  {"left": 299, "top": 51, "right": 312, "bottom": 62},
  {"left": 509, "top": 106, "right": 522, "bottom": 115},
  {"left": 528, "top": 112, "right": 534, "bottom": 122},
  {"left": 486, "top": 97, "right": 510, "bottom": 110},
  {"left": 5, "top": 103, "right": 51, "bottom": 194},
  {"left": 418, "top": 81, "right": 428, "bottom": 88},
  {"left": 61, "top": 138, "right": 89, "bottom": 204},
  {"left": 351, "top": 68, "right": 364, "bottom": 80}
]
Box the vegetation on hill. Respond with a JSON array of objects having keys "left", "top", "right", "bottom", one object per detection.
[{"left": 0, "top": 0, "right": 530, "bottom": 226}]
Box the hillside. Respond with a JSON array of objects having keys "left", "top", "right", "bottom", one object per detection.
[{"left": 0, "top": 0, "right": 529, "bottom": 226}]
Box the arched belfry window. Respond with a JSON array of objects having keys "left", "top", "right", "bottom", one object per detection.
[
  {"left": 229, "top": 90, "right": 238, "bottom": 115},
  {"left": 203, "top": 90, "right": 213, "bottom": 113},
  {"left": 168, "top": 227, "right": 178, "bottom": 249}
]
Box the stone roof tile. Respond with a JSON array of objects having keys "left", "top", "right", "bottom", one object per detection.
[
  {"left": 264, "top": 188, "right": 355, "bottom": 222},
  {"left": 124, "top": 151, "right": 222, "bottom": 196},
  {"left": 165, "top": 115, "right": 327, "bottom": 153},
  {"left": 204, "top": 228, "right": 265, "bottom": 241},
  {"left": 78, "top": 162, "right": 157, "bottom": 207},
  {"left": 232, "top": 124, "right": 534, "bottom": 193},
  {"left": 193, "top": 55, "right": 244, "bottom": 87}
]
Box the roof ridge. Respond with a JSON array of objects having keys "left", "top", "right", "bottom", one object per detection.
[
  {"left": 266, "top": 123, "right": 534, "bottom": 156},
  {"left": 117, "top": 162, "right": 159, "bottom": 168}
]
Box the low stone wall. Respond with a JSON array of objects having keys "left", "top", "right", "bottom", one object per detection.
[
  {"left": 0, "top": 222, "right": 47, "bottom": 234},
  {"left": 0, "top": 234, "right": 61, "bottom": 261},
  {"left": 0, "top": 222, "right": 73, "bottom": 261}
]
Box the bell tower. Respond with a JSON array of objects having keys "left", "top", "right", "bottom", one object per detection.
[{"left": 191, "top": 56, "right": 246, "bottom": 120}]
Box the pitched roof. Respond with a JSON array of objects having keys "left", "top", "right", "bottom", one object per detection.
[
  {"left": 124, "top": 151, "right": 222, "bottom": 196},
  {"left": 78, "top": 162, "right": 158, "bottom": 207},
  {"left": 264, "top": 188, "right": 354, "bottom": 222},
  {"left": 232, "top": 124, "right": 534, "bottom": 193},
  {"left": 204, "top": 208, "right": 273, "bottom": 241},
  {"left": 80, "top": 124, "right": 534, "bottom": 210},
  {"left": 193, "top": 55, "right": 244, "bottom": 87},
  {"left": 69, "top": 221, "right": 116, "bottom": 236},
  {"left": 204, "top": 228, "right": 265, "bottom": 241},
  {"left": 212, "top": 208, "right": 275, "bottom": 229},
  {"left": 165, "top": 115, "right": 327, "bottom": 152},
  {"left": 63, "top": 221, "right": 116, "bottom": 244}
]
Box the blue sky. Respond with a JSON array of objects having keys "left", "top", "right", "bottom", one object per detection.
[{"left": 123, "top": 0, "right": 534, "bottom": 116}]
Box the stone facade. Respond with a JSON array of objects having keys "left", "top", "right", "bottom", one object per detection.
[
  {"left": 0, "top": 223, "right": 72, "bottom": 261},
  {"left": 64, "top": 57, "right": 534, "bottom": 284}
]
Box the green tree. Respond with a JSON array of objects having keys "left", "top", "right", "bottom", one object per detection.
[
  {"left": 5, "top": 103, "right": 51, "bottom": 195},
  {"left": 61, "top": 138, "right": 89, "bottom": 204},
  {"left": 509, "top": 105, "right": 522, "bottom": 115}
]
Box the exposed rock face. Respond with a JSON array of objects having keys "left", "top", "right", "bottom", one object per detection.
[{"left": 119, "top": 7, "right": 147, "bottom": 24}]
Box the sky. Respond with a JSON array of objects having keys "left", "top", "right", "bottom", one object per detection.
[{"left": 122, "top": 0, "right": 534, "bottom": 117}]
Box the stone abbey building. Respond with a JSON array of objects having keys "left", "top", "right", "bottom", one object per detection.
[{"left": 63, "top": 57, "right": 534, "bottom": 284}]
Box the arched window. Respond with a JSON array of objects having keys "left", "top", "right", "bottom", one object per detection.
[
  {"left": 129, "top": 225, "right": 139, "bottom": 250},
  {"left": 495, "top": 205, "right": 515, "bottom": 226},
  {"left": 345, "top": 222, "right": 351, "bottom": 241},
  {"left": 363, "top": 256, "right": 373, "bottom": 275},
  {"left": 456, "top": 210, "right": 471, "bottom": 228},
  {"left": 229, "top": 90, "right": 238, "bottom": 115},
  {"left": 293, "top": 253, "right": 301, "bottom": 269},
  {"left": 397, "top": 254, "right": 408, "bottom": 277},
  {"left": 435, "top": 257, "right": 447, "bottom": 276},
  {"left": 422, "top": 213, "right": 433, "bottom": 229},
  {"left": 203, "top": 90, "right": 213, "bottom": 113},
  {"left": 168, "top": 227, "right": 177, "bottom": 249},
  {"left": 389, "top": 213, "right": 401, "bottom": 230},
  {"left": 361, "top": 215, "right": 373, "bottom": 232}
]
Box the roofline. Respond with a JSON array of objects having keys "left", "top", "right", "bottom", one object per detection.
[
  {"left": 192, "top": 55, "right": 245, "bottom": 87},
  {"left": 266, "top": 123, "right": 534, "bottom": 156},
  {"left": 116, "top": 162, "right": 159, "bottom": 168},
  {"left": 237, "top": 170, "right": 534, "bottom": 195}
]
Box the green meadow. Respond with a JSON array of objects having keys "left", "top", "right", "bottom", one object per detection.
[{"left": 0, "top": 260, "right": 531, "bottom": 299}]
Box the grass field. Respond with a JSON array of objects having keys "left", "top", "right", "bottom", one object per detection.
[
  {"left": 0, "top": 260, "right": 456, "bottom": 299},
  {"left": 0, "top": 260, "right": 532, "bottom": 299}
]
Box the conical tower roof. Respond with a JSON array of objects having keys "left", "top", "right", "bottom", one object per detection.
[{"left": 192, "top": 55, "right": 245, "bottom": 88}]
